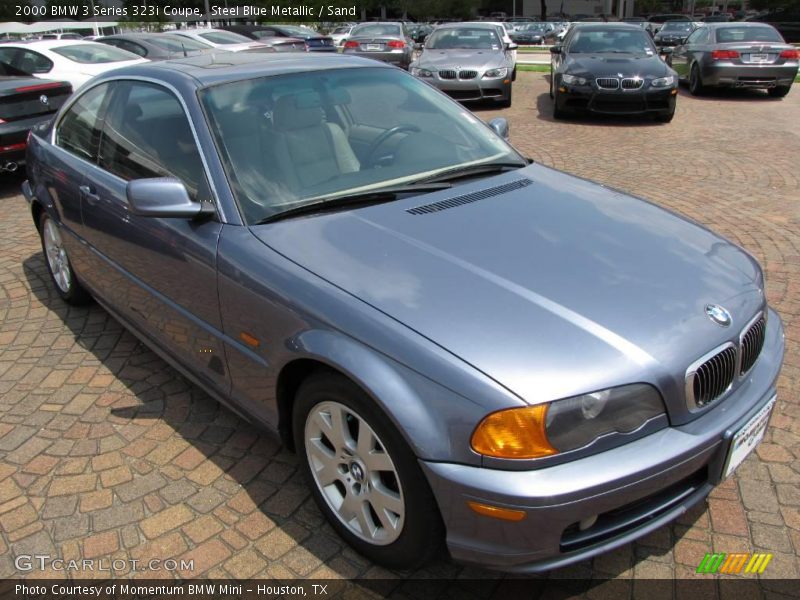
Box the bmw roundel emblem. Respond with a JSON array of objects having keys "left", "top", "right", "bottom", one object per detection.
[
  {"left": 40, "top": 94, "right": 49, "bottom": 105},
  {"left": 705, "top": 304, "right": 732, "bottom": 327}
]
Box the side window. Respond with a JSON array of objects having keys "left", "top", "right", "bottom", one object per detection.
[
  {"left": 98, "top": 81, "right": 210, "bottom": 202},
  {"left": 118, "top": 41, "right": 147, "bottom": 57},
  {"left": 686, "top": 28, "right": 707, "bottom": 44},
  {"left": 56, "top": 83, "right": 110, "bottom": 162},
  {"left": 16, "top": 49, "right": 54, "bottom": 74}
]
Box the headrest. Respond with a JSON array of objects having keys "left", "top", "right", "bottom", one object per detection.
[
  {"left": 326, "top": 88, "right": 351, "bottom": 106},
  {"left": 273, "top": 92, "right": 324, "bottom": 131}
]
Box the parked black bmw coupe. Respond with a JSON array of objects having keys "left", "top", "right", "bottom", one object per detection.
[{"left": 550, "top": 23, "right": 679, "bottom": 121}]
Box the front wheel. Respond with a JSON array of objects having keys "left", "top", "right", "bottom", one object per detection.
[
  {"left": 39, "top": 211, "right": 91, "bottom": 305},
  {"left": 498, "top": 85, "right": 512, "bottom": 108},
  {"left": 655, "top": 110, "right": 675, "bottom": 123},
  {"left": 768, "top": 86, "right": 791, "bottom": 98},
  {"left": 294, "top": 372, "right": 443, "bottom": 570}
]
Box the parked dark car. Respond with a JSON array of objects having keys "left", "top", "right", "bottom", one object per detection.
[
  {"left": 219, "top": 25, "right": 307, "bottom": 52},
  {"left": 748, "top": 8, "right": 800, "bottom": 43},
  {"left": 550, "top": 23, "right": 679, "bottom": 121},
  {"left": 225, "top": 24, "right": 335, "bottom": 52},
  {"left": 22, "top": 51, "right": 784, "bottom": 574},
  {"left": 342, "top": 22, "right": 414, "bottom": 69},
  {"left": 654, "top": 20, "right": 696, "bottom": 47},
  {"left": 647, "top": 14, "right": 692, "bottom": 36},
  {"left": 97, "top": 33, "right": 214, "bottom": 60},
  {"left": 671, "top": 22, "right": 799, "bottom": 97},
  {"left": 511, "top": 23, "right": 557, "bottom": 45},
  {"left": 0, "top": 60, "right": 71, "bottom": 172}
]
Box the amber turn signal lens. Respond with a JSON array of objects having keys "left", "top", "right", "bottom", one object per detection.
[
  {"left": 471, "top": 405, "right": 557, "bottom": 459},
  {"left": 468, "top": 501, "right": 527, "bottom": 521}
]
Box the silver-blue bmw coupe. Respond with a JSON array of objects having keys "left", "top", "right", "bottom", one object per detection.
[{"left": 22, "top": 52, "right": 784, "bottom": 572}]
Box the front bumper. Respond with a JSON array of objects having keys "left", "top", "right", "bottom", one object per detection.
[
  {"left": 425, "top": 76, "right": 512, "bottom": 103},
  {"left": 422, "top": 308, "right": 784, "bottom": 572},
  {"left": 700, "top": 62, "right": 799, "bottom": 88},
  {"left": 556, "top": 84, "right": 677, "bottom": 115}
]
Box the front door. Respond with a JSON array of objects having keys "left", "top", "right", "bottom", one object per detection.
[{"left": 77, "top": 79, "right": 228, "bottom": 392}]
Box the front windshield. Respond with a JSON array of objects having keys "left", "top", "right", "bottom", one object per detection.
[
  {"left": 521, "top": 24, "right": 548, "bottom": 32},
  {"left": 51, "top": 43, "right": 140, "bottom": 63},
  {"left": 568, "top": 29, "right": 656, "bottom": 54},
  {"left": 425, "top": 27, "right": 502, "bottom": 49},
  {"left": 715, "top": 26, "right": 783, "bottom": 43},
  {"left": 662, "top": 22, "right": 693, "bottom": 32},
  {"left": 150, "top": 35, "right": 211, "bottom": 52},
  {"left": 200, "top": 67, "right": 523, "bottom": 223},
  {"left": 277, "top": 25, "right": 317, "bottom": 37},
  {"left": 198, "top": 31, "right": 251, "bottom": 44}
]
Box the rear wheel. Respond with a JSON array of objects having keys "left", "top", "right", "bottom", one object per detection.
[
  {"left": 294, "top": 372, "right": 443, "bottom": 570},
  {"left": 768, "top": 85, "right": 791, "bottom": 98},
  {"left": 39, "top": 211, "right": 90, "bottom": 305},
  {"left": 689, "top": 63, "right": 705, "bottom": 96}
]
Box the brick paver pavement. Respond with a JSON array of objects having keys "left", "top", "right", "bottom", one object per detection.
[{"left": 0, "top": 73, "right": 797, "bottom": 591}]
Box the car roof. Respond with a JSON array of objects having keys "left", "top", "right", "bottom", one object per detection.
[
  {"left": 436, "top": 22, "right": 502, "bottom": 30},
  {"left": 705, "top": 21, "right": 777, "bottom": 28},
  {"left": 102, "top": 33, "right": 183, "bottom": 40},
  {"left": 570, "top": 22, "right": 646, "bottom": 30},
  {"left": 105, "top": 51, "right": 389, "bottom": 88}
]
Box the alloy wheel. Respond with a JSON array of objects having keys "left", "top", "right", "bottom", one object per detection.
[
  {"left": 304, "top": 400, "right": 404, "bottom": 545},
  {"left": 43, "top": 219, "right": 71, "bottom": 293}
]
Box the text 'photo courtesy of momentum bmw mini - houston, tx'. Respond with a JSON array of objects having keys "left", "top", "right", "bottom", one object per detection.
[{"left": 20, "top": 38, "right": 786, "bottom": 576}]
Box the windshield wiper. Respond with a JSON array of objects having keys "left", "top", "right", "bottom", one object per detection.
[
  {"left": 253, "top": 183, "right": 452, "bottom": 224},
  {"left": 417, "top": 161, "right": 528, "bottom": 184}
]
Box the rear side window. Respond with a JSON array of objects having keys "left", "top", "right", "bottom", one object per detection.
[
  {"left": 0, "top": 48, "right": 53, "bottom": 74},
  {"left": 51, "top": 43, "right": 139, "bottom": 63},
  {"left": 98, "top": 81, "right": 209, "bottom": 201},
  {"left": 56, "top": 83, "right": 110, "bottom": 161}
]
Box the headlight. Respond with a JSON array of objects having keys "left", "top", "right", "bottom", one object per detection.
[
  {"left": 561, "top": 73, "right": 588, "bottom": 85},
  {"left": 651, "top": 75, "right": 676, "bottom": 88},
  {"left": 483, "top": 67, "right": 508, "bottom": 79},
  {"left": 471, "top": 384, "right": 665, "bottom": 459},
  {"left": 411, "top": 67, "right": 433, "bottom": 77}
]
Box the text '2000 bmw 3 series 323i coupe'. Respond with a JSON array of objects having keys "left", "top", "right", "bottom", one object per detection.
[{"left": 22, "top": 52, "right": 784, "bottom": 572}]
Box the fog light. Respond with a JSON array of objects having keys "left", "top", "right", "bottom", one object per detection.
[
  {"left": 579, "top": 515, "right": 598, "bottom": 530},
  {"left": 468, "top": 501, "right": 527, "bottom": 521}
]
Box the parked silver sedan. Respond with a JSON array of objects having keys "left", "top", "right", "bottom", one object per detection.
[
  {"left": 410, "top": 23, "right": 514, "bottom": 106},
  {"left": 671, "top": 22, "right": 799, "bottom": 97},
  {"left": 342, "top": 22, "right": 413, "bottom": 69}
]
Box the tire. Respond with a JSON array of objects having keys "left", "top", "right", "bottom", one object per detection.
[
  {"left": 553, "top": 91, "right": 565, "bottom": 120},
  {"left": 498, "top": 85, "right": 512, "bottom": 108},
  {"left": 293, "top": 372, "right": 444, "bottom": 570},
  {"left": 655, "top": 110, "right": 675, "bottom": 123},
  {"left": 549, "top": 69, "right": 554, "bottom": 99},
  {"left": 768, "top": 86, "right": 791, "bottom": 98},
  {"left": 511, "top": 67, "right": 517, "bottom": 82},
  {"left": 39, "top": 211, "right": 91, "bottom": 305},
  {"left": 689, "top": 63, "right": 705, "bottom": 96}
]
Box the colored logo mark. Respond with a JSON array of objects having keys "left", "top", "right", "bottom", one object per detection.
[{"left": 696, "top": 552, "right": 772, "bottom": 574}]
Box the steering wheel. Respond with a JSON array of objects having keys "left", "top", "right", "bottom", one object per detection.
[{"left": 365, "top": 125, "right": 421, "bottom": 166}]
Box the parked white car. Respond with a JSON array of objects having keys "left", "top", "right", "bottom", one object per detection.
[
  {"left": 329, "top": 25, "right": 356, "bottom": 47},
  {"left": 171, "top": 29, "right": 274, "bottom": 53},
  {"left": 0, "top": 40, "right": 147, "bottom": 90}
]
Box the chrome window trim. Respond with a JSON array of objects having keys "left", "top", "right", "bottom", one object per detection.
[{"left": 51, "top": 75, "right": 227, "bottom": 223}]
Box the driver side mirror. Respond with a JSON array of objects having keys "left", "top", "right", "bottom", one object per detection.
[
  {"left": 550, "top": 46, "right": 562, "bottom": 54},
  {"left": 661, "top": 46, "right": 674, "bottom": 54},
  {"left": 127, "top": 178, "right": 212, "bottom": 218},
  {"left": 414, "top": 42, "right": 423, "bottom": 51},
  {"left": 507, "top": 42, "right": 519, "bottom": 50},
  {"left": 488, "top": 117, "right": 509, "bottom": 139}
]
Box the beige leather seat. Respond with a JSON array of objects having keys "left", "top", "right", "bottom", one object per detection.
[{"left": 270, "top": 91, "right": 360, "bottom": 192}]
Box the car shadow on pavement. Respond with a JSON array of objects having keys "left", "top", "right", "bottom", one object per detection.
[
  {"left": 0, "top": 172, "right": 26, "bottom": 201},
  {"left": 534, "top": 93, "right": 666, "bottom": 126}
]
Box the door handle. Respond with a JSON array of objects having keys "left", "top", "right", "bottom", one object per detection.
[{"left": 79, "top": 185, "right": 100, "bottom": 205}]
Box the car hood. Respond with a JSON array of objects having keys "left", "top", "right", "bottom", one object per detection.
[
  {"left": 251, "top": 164, "right": 764, "bottom": 412},
  {"left": 419, "top": 49, "right": 506, "bottom": 70},
  {"left": 565, "top": 53, "right": 670, "bottom": 77}
]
